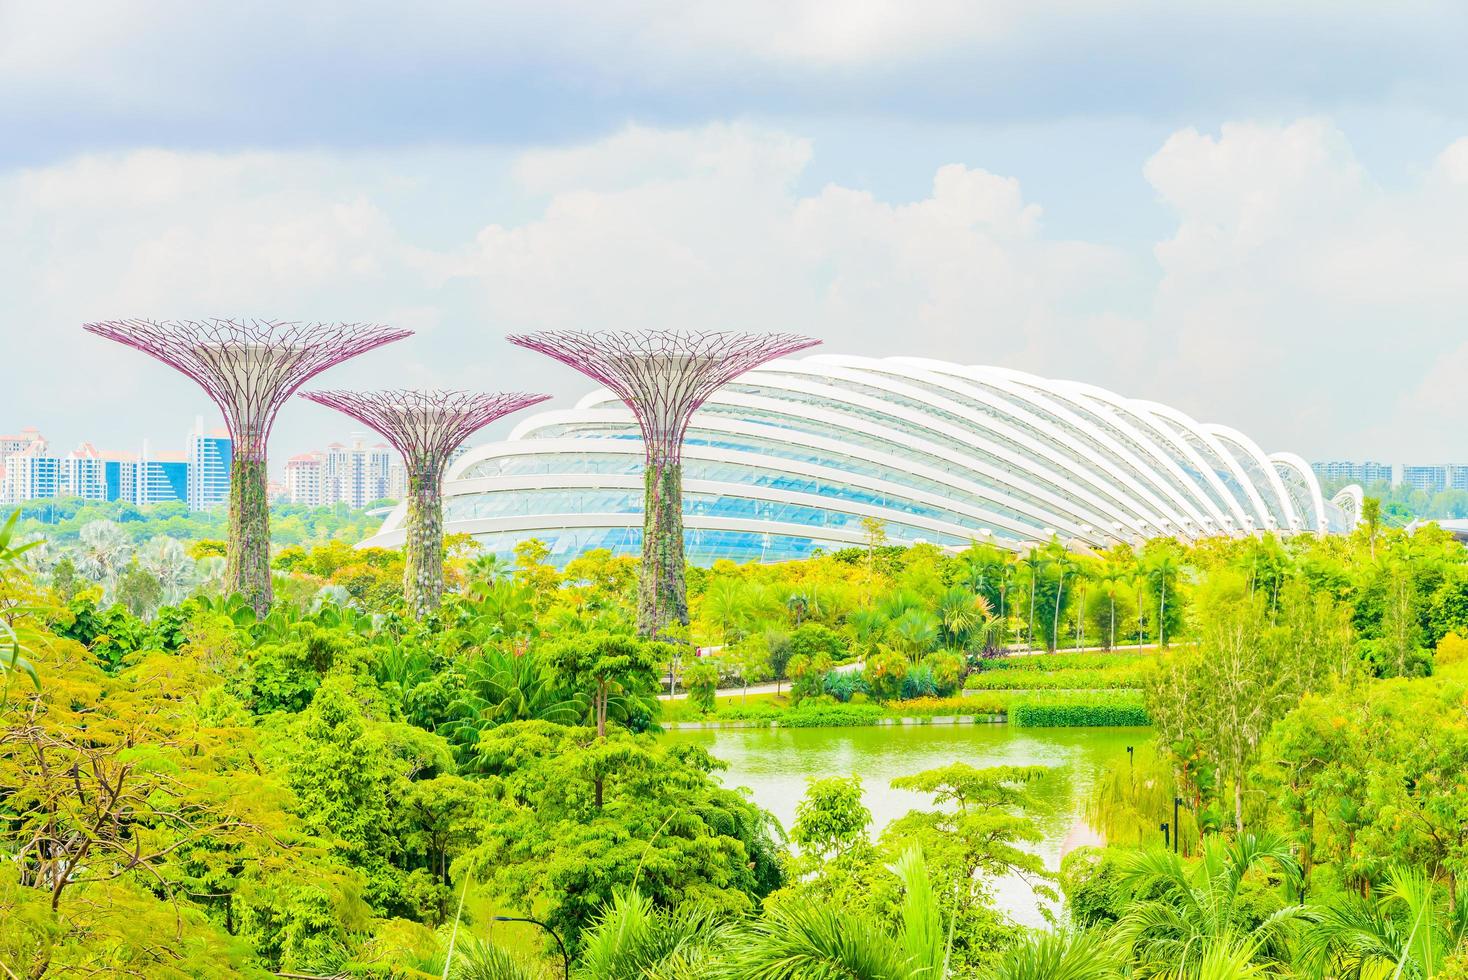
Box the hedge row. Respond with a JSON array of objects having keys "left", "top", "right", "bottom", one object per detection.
[
  {"left": 1009, "top": 691, "right": 1151, "bottom": 728},
  {"left": 963, "top": 667, "right": 1147, "bottom": 690},
  {"left": 973, "top": 651, "right": 1156, "bottom": 673},
  {"left": 779, "top": 703, "right": 887, "bottom": 727}
]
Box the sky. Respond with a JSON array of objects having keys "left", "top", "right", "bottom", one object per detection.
[{"left": 4, "top": 1, "right": 1468, "bottom": 467}]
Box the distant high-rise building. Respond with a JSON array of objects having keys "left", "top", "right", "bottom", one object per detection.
[
  {"left": 1361, "top": 462, "right": 1393, "bottom": 485},
  {"left": 1401, "top": 464, "right": 1448, "bottom": 494},
  {"left": 61, "top": 443, "right": 107, "bottom": 500},
  {"left": 1310, "top": 460, "right": 1393, "bottom": 485},
  {"left": 0, "top": 427, "right": 43, "bottom": 458},
  {"left": 134, "top": 444, "right": 188, "bottom": 505},
  {"left": 187, "top": 421, "right": 232, "bottom": 510},
  {"left": 4, "top": 441, "right": 61, "bottom": 503},
  {"left": 284, "top": 451, "right": 326, "bottom": 506},
  {"left": 324, "top": 438, "right": 394, "bottom": 508},
  {"left": 103, "top": 453, "right": 138, "bottom": 503}
]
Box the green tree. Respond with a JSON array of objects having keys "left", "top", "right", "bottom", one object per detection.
[{"left": 542, "top": 630, "right": 660, "bottom": 738}]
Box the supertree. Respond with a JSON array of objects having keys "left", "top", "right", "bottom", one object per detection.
[
  {"left": 83, "top": 318, "right": 412, "bottom": 615},
  {"left": 300, "top": 389, "right": 550, "bottom": 616},
  {"left": 509, "top": 329, "right": 820, "bottom": 637}
]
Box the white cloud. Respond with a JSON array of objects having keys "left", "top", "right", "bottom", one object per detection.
[
  {"left": 445, "top": 127, "right": 1135, "bottom": 377},
  {"left": 6, "top": 116, "right": 1468, "bottom": 467},
  {"left": 1141, "top": 118, "right": 1468, "bottom": 456}
]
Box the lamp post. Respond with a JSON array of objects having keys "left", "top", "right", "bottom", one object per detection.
[
  {"left": 1174, "top": 796, "right": 1183, "bottom": 854},
  {"left": 492, "top": 915, "right": 570, "bottom": 980}
]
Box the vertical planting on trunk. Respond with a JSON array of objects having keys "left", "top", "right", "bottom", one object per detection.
[
  {"left": 638, "top": 460, "right": 687, "bottom": 637},
  {"left": 227, "top": 455, "right": 272, "bottom": 617},
  {"left": 404, "top": 468, "right": 445, "bottom": 618}
]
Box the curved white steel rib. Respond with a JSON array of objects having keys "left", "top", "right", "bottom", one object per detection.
[{"left": 362, "top": 355, "right": 1359, "bottom": 563}]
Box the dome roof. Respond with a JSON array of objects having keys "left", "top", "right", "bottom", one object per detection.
[{"left": 362, "top": 355, "right": 1357, "bottom": 565}]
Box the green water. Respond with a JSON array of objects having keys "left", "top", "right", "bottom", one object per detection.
[{"left": 664, "top": 723, "right": 1145, "bottom": 925}]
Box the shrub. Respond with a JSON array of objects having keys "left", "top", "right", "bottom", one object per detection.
[
  {"left": 963, "top": 667, "right": 1147, "bottom": 691},
  {"left": 972, "top": 651, "right": 1155, "bottom": 673},
  {"left": 1010, "top": 691, "right": 1150, "bottom": 727},
  {"left": 1436, "top": 631, "right": 1468, "bottom": 667},
  {"left": 790, "top": 622, "right": 848, "bottom": 663},
  {"left": 787, "top": 651, "right": 833, "bottom": 704},
  {"left": 863, "top": 648, "right": 909, "bottom": 701},
  {"left": 883, "top": 695, "right": 1009, "bottom": 717},
  {"left": 923, "top": 651, "right": 963, "bottom": 696},
  {"left": 822, "top": 669, "right": 867, "bottom": 703},
  {"left": 900, "top": 664, "right": 938, "bottom": 700},
  {"left": 683, "top": 660, "right": 720, "bottom": 715},
  {"left": 780, "top": 703, "right": 884, "bottom": 728}
]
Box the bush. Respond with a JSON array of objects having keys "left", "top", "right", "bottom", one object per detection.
[
  {"left": 1060, "top": 847, "right": 1126, "bottom": 927},
  {"left": 683, "top": 660, "right": 720, "bottom": 715},
  {"left": 882, "top": 695, "right": 1010, "bottom": 716},
  {"left": 1010, "top": 691, "right": 1150, "bottom": 727},
  {"left": 900, "top": 664, "right": 938, "bottom": 700},
  {"left": 863, "top": 648, "right": 909, "bottom": 701},
  {"left": 972, "top": 651, "right": 1155, "bottom": 672},
  {"left": 963, "top": 667, "right": 1147, "bottom": 691},
  {"left": 789, "top": 622, "right": 848, "bottom": 663},
  {"left": 822, "top": 669, "right": 868, "bottom": 703},
  {"left": 780, "top": 703, "right": 884, "bottom": 728},
  {"left": 1436, "top": 631, "right": 1468, "bottom": 667},
  {"left": 923, "top": 651, "right": 963, "bottom": 696}
]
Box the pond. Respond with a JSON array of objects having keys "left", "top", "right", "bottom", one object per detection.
[{"left": 664, "top": 723, "right": 1146, "bottom": 926}]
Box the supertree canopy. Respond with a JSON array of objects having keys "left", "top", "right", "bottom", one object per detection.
[
  {"left": 300, "top": 388, "right": 549, "bottom": 616},
  {"left": 509, "top": 329, "right": 820, "bottom": 637},
  {"left": 83, "top": 318, "right": 412, "bottom": 615}
]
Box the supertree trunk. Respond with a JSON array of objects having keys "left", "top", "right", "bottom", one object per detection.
[
  {"left": 227, "top": 455, "right": 272, "bottom": 616},
  {"left": 299, "top": 389, "right": 549, "bottom": 618},
  {"left": 639, "top": 459, "right": 688, "bottom": 636},
  {"left": 508, "top": 330, "right": 819, "bottom": 640},
  {"left": 404, "top": 469, "right": 444, "bottom": 618},
  {"left": 82, "top": 319, "right": 412, "bottom": 617}
]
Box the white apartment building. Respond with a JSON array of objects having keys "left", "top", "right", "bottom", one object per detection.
[
  {"left": 324, "top": 438, "right": 394, "bottom": 508},
  {"left": 284, "top": 451, "right": 326, "bottom": 506}
]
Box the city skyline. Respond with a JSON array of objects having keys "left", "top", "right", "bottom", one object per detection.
[{"left": 0, "top": 421, "right": 430, "bottom": 509}]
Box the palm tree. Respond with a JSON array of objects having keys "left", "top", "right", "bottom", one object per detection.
[
  {"left": 704, "top": 578, "right": 752, "bottom": 646},
  {"left": 76, "top": 518, "right": 132, "bottom": 594},
  {"left": 1143, "top": 547, "right": 1182, "bottom": 648},
  {"left": 1297, "top": 866, "right": 1468, "bottom": 978},
  {"left": 984, "top": 929, "right": 1121, "bottom": 980},
  {"left": 1095, "top": 565, "right": 1126, "bottom": 651},
  {"left": 466, "top": 553, "right": 513, "bottom": 598},
  {"left": 448, "top": 650, "right": 584, "bottom": 763},
  {"left": 578, "top": 889, "right": 733, "bottom": 978},
  {"left": 1017, "top": 546, "right": 1047, "bottom": 650},
  {"left": 1112, "top": 833, "right": 1308, "bottom": 976},
  {"left": 1051, "top": 552, "right": 1079, "bottom": 652},
  {"left": 891, "top": 608, "right": 940, "bottom": 661},
  {"left": 138, "top": 536, "right": 194, "bottom": 603},
  {"left": 727, "top": 844, "right": 947, "bottom": 979},
  {"left": 935, "top": 586, "right": 992, "bottom": 651}
]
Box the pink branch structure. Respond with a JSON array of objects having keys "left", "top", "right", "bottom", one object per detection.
[
  {"left": 509, "top": 329, "right": 819, "bottom": 636},
  {"left": 83, "top": 318, "right": 412, "bottom": 615},
  {"left": 300, "top": 389, "right": 550, "bottom": 616}
]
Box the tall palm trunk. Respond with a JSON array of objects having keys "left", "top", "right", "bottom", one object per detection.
[
  {"left": 1052, "top": 574, "right": 1066, "bottom": 652},
  {"left": 1159, "top": 578, "right": 1167, "bottom": 647},
  {"left": 1109, "top": 592, "right": 1117, "bottom": 650}
]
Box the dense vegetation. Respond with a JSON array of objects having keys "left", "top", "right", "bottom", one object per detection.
[{"left": 3, "top": 504, "right": 1468, "bottom": 976}]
